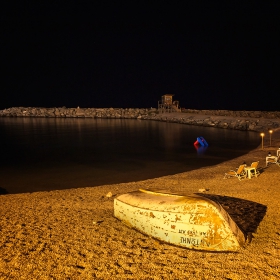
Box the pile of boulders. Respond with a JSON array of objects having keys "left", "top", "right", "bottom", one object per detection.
[
  {"left": 0, "top": 107, "right": 156, "bottom": 119},
  {"left": 181, "top": 109, "right": 280, "bottom": 119},
  {"left": 1, "top": 107, "right": 280, "bottom": 132},
  {"left": 147, "top": 114, "right": 280, "bottom": 132}
]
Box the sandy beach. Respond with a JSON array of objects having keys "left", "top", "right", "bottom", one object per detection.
[{"left": 0, "top": 116, "right": 280, "bottom": 279}]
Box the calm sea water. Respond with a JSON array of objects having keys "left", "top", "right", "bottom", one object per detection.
[{"left": 0, "top": 117, "right": 260, "bottom": 194}]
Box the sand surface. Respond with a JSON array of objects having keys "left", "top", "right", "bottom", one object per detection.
[{"left": 0, "top": 115, "right": 280, "bottom": 279}]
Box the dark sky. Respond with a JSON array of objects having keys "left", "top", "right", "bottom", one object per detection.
[{"left": 1, "top": 3, "right": 279, "bottom": 111}]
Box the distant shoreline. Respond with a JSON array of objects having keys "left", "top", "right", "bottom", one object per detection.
[{"left": 1, "top": 107, "right": 280, "bottom": 132}]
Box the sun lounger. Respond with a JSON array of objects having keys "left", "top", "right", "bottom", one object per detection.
[{"left": 224, "top": 164, "right": 247, "bottom": 181}]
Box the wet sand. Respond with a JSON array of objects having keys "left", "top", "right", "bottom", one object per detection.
[{"left": 0, "top": 117, "right": 280, "bottom": 279}]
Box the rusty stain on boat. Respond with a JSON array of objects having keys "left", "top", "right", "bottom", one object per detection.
[
  {"left": 114, "top": 188, "right": 246, "bottom": 252},
  {"left": 150, "top": 212, "right": 155, "bottom": 218}
]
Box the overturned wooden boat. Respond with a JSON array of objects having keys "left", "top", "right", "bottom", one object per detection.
[{"left": 114, "top": 189, "right": 245, "bottom": 252}]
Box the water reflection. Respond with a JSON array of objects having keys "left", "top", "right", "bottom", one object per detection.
[
  {"left": 0, "top": 117, "right": 261, "bottom": 194},
  {"left": 194, "top": 145, "right": 208, "bottom": 156}
]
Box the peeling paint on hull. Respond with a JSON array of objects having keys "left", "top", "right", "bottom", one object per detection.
[{"left": 114, "top": 189, "right": 245, "bottom": 252}]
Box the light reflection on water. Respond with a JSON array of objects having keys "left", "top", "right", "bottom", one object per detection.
[{"left": 0, "top": 117, "right": 260, "bottom": 194}]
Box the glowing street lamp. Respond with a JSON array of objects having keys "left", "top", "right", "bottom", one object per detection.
[
  {"left": 269, "top": 130, "right": 273, "bottom": 146},
  {"left": 260, "top": 133, "right": 265, "bottom": 150}
]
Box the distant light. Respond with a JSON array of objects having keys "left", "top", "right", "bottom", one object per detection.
[
  {"left": 260, "top": 133, "right": 265, "bottom": 150},
  {"left": 269, "top": 130, "right": 273, "bottom": 146}
]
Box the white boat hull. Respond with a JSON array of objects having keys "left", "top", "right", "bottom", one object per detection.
[{"left": 114, "top": 189, "right": 245, "bottom": 252}]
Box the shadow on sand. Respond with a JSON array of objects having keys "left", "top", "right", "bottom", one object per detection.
[{"left": 195, "top": 193, "right": 267, "bottom": 241}]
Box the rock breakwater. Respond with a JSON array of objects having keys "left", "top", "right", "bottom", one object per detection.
[{"left": 1, "top": 107, "right": 280, "bottom": 132}]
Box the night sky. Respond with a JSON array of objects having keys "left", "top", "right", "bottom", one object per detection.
[{"left": 1, "top": 3, "right": 278, "bottom": 111}]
